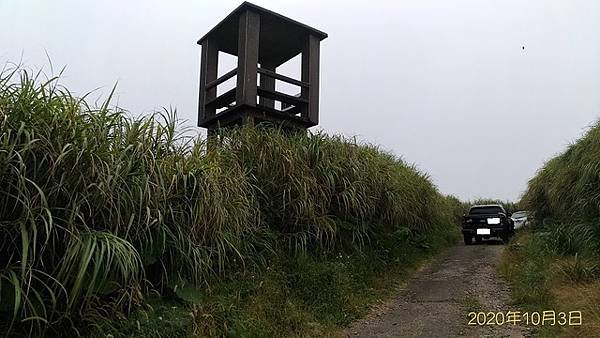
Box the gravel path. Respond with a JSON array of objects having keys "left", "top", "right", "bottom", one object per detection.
[{"left": 345, "top": 240, "right": 530, "bottom": 337}]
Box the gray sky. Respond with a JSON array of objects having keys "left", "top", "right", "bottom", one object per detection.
[{"left": 2, "top": 0, "right": 599, "bottom": 201}]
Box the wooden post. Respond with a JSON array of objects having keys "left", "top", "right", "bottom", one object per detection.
[
  {"left": 206, "top": 127, "right": 218, "bottom": 150},
  {"left": 301, "top": 34, "right": 320, "bottom": 124},
  {"left": 198, "top": 38, "right": 219, "bottom": 123},
  {"left": 236, "top": 9, "right": 260, "bottom": 107},
  {"left": 259, "top": 63, "right": 276, "bottom": 108}
]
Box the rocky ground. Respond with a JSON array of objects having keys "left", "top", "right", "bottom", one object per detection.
[{"left": 345, "top": 240, "right": 530, "bottom": 337}]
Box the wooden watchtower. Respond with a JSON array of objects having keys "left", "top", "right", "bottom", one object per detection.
[{"left": 197, "top": 2, "right": 327, "bottom": 134}]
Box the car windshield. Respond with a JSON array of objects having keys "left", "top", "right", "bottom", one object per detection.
[
  {"left": 512, "top": 211, "right": 527, "bottom": 218},
  {"left": 469, "top": 206, "right": 504, "bottom": 215}
]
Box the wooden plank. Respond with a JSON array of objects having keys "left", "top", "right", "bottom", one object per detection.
[
  {"left": 257, "top": 68, "right": 309, "bottom": 88},
  {"left": 253, "top": 105, "right": 315, "bottom": 127},
  {"left": 201, "top": 104, "right": 316, "bottom": 129},
  {"left": 206, "top": 88, "right": 236, "bottom": 109},
  {"left": 281, "top": 93, "right": 302, "bottom": 114},
  {"left": 206, "top": 68, "right": 237, "bottom": 89},
  {"left": 200, "top": 105, "right": 244, "bottom": 129},
  {"left": 257, "top": 87, "right": 308, "bottom": 107},
  {"left": 281, "top": 104, "right": 302, "bottom": 115}
]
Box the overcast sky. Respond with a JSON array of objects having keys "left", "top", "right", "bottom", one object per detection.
[{"left": 2, "top": 0, "right": 599, "bottom": 201}]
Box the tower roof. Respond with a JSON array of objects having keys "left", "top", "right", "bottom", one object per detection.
[{"left": 197, "top": 2, "right": 327, "bottom": 66}]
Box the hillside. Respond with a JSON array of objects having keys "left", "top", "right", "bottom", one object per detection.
[
  {"left": 501, "top": 120, "right": 600, "bottom": 337},
  {"left": 0, "top": 69, "right": 461, "bottom": 336}
]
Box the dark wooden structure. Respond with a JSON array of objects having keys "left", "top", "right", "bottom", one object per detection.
[{"left": 197, "top": 2, "right": 327, "bottom": 134}]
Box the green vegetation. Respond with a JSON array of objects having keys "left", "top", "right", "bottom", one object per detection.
[
  {"left": 108, "top": 237, "right": 452, "bottom": 337},
  {"left": 501, "top": 120, "right": 600, "bottom": 337},
  {"left": 468, "top": 198, "right": 519, "bottom": 214},
  {"left": 0, "top": 68, "right": 461, "bottom": 337},
  {"left": 444, "top": 197, "right": 518, "bottom": 224}
]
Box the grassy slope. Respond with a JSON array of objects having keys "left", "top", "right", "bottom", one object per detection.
[
  {"left": 111, "top": 234, "right": 454, "bottom": 337},
  {"left": 500, "top": 229, "right": 600, "bottom": 337},
  {"left": 500, "top": 120, "right": 600, "bottom": 337},
  {"left": 0, "top": 69, "right": 460, "bottom": 337}
]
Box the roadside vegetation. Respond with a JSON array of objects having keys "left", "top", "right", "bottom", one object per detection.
[
  {"left": 0, "top": 67, "right": 462, "bottom": 337},
  {"left": 500, "top": 120, "right": 600, "bottom": 337},
  {"left": 446, "top": 197, "right": 518, "bottom": 222},
  {"left": 468, "top": 199, "right": 519, "bottom": 214}
]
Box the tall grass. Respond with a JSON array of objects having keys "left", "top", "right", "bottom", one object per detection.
[
  {"left": 218, "top": 129, "right": 451, "bottom": 251},
  {"left": 0, "top": 67, "right": 459, "bottom": 335},
  {"left": 522, "top": 120, "right": 600, "bottom": 222},
  {"left": 521, "top": 119, "right": 600, "bottom": 255},
  {"left": 468, "top": 198, "right": 519, "bottom": 213},
  {"left": 507, "top": 119, "right": 600, "bottom": 336}
]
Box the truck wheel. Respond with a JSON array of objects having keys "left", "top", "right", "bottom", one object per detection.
[
  {"left": 463, "top": 234, "right": 473, "bottom": 245},
  {"left": 501, "top": 233, "right": 510, "bottom": 244}
]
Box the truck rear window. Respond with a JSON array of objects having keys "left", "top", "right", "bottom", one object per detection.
[{"left": 469, "top": 206, "right": 504, "bottom": 215}]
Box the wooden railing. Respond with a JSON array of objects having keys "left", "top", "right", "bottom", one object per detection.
[
  {"left": 203, "top": 67, "right": 308, "bottom": 116},
  {"left": 206, "top": 68, "right": 237, "bottom": 90},
  {"left": 257, "top": 68, "right": 309, "bottom": 88}
]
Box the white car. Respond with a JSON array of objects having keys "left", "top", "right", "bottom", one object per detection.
[{"left": 511, "top": 211, "right": 529, "bottom": 229}]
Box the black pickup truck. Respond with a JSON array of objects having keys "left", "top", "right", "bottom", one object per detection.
[{"left": 462, "top": 204, "right": 514, "bottom": 245}]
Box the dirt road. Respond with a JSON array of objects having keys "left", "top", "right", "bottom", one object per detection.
[{"left": 345, "top": 240, "right": 530, "bottom": 337}]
